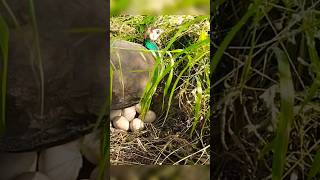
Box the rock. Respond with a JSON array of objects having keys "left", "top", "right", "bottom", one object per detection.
[{"left": 38, "top": 140, "right": 82, "bottom": 180}]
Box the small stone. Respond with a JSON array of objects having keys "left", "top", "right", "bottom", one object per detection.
[
  {"left": 122, "top": 106, "right": 136, "bottom": 121},
  {"left": 130, "top": 118, "right": 144, "bottom": 132},
  {"left": 113, "top": 116, "right": 129, "bottom": 131}
]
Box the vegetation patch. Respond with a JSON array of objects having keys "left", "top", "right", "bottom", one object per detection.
[
  {"left": 110, "top": 15, "right": 210, "bottom": 165},
  {"left": 213, "top": 0, "right": 320, "bottom": 179}
]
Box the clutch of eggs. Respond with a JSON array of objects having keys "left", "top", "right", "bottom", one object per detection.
[{"left": 111, "top": 103, "right": 156, "bottom": 132}]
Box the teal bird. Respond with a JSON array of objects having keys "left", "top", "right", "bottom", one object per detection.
[
  {"left": 143, "top": 27, "right": 163, "bottom": 52},
  {"left": 144, "top": 38, "right": 159, "bottom": 51}
]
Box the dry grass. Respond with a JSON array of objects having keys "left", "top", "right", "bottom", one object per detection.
[{"left": 110, "top": 99, "right": 210, "bottom": 165}]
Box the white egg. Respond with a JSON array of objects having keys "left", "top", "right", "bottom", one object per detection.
[
  {"left": 122, "top": 106, "right": 136, "bottom": 121},
  {"left": 110, "top": 110, "right": 122, "bottom": 120},
  {"left": 130, "top": 118, "right": 144, "bottom": 132},
  {"left": 143, "top": 110, "right": 157, "bottom": 123},
  {"left": 113, "top": 116, "right": 129, "bottom": 131},
  {"left": 135, "top": 103, "right": 142, "bottom": 114},
  {"left": 81, "top": 130, "right": 101, "bottom": 165},
  {"left": 38, "top": 140, "right": 82, "bottom": 180}
]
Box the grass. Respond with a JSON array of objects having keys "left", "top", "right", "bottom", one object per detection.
[
  {"left": 272, "top": 47, "right": 294, "bottom": 180},
  {"left": 214, "top": 0, "right": 320, "bottom": 179},
  {"left": 110, "top": 15, "right": 210, "bottom": 165},
  {"left": 29, "top": 0, "right": 45, "bottom": 118},
  {"left": 0, "top": 13, "right": 9, "bottom": 136},
  {"left": 110, "top": 0, "right": 209, "bottom": 15}
]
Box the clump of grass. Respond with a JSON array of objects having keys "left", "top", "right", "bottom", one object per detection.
[
  {"left": 214, "top": 0, "right": 320, "bottom": 179},
  {"left": 110, "top": 15, "right": 210, "bottom": 165}
]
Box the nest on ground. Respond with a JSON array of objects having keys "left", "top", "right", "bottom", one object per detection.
[
  {"left": 110, "top": 89, "right": 210, "bottom": 165},
  {"left": 110, "top": 15, "right": 210, "bottom": 165}
]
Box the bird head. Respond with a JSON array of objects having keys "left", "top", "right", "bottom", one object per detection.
[{"left": 144, "top": 27, "right": 163, "bottom": 41}]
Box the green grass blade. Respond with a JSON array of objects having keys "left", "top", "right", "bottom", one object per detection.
[
  {"left": 272, "top": 47, "right": 294, "bottom": 180},
  {"left": 29, "top": 0, "right": 45, "bottom": 118},
  {"left": 298, "top": 11, "right": 320, "bottom": 113},
  {"left": 190, "top": 77, "right": 203, "bottom": 136},
  {"left": 98, "top": 114, "right": 109, "bottom": 180},
  {"left": 0, "top": 14, "right": 9, "bottom": 136},
  {"left": 163, "top": 51, "right": 208, "bottom": 125},
  {"left": 163, "top": 62, "right": 190, "bottom": 125},
  {"left": 239, "top": 26, "right": 256, "bottom": 91},
  {"left": 1, "top": 0, "right": 20, "bottom": 27},
  {"left": 140, "top": 25, "right": 209, "bottom": 118},
  {"left": 303, "top": 11, "right": 320, "bottom": 180},
  {"left": 139, "top": 55, "right": 161, "bottom": 119},
  {"left": 162, "top": 53, "right": 174, "bottom": 111},
  {"left": 140, "top": 38, "right": 209, "bottom": 121},
  {"left": 212, "top": 0, "right": 262, "bottom": 73},
  {"left": 308, "top": 149, "right": 320, "bottom": 180},
  {"left": 163, "top": 16, "right": 207, "bottom": 53}
]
